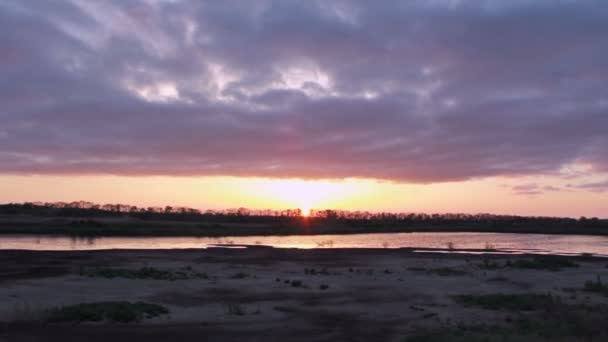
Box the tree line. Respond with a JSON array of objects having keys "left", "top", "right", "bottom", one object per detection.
[{"left": 0, "top": 201, "right": 604, "bottom": 230}]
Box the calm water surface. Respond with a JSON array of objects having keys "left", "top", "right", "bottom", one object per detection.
[{"left": 1, "top": 232, "right": 608, "bottom": 256}]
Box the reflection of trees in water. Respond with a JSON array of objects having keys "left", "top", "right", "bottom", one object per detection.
[
  {"left": 315, "top": 240, "right": 334, "bottom": 248},
  {"left": 210, "top": 237, "right": 235, "bottom": 245},
  {"left": 70, "top": 236, "right": 98, "bottom": 247}
]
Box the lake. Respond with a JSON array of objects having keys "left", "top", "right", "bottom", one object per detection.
[{"left": 1, "top": 232, "right": 608, "bottom": 256}]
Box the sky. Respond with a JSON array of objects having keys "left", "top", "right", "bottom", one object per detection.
[{"left": 0, "top": 0, "right": 607, "bottom": 217}]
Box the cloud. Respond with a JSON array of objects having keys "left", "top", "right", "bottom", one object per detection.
[
  {"left": 574, "top": 180, "right": 608, "bottom": 193},
  {"left": 542, "top": 185, "right": 562, "bottom": 192},
  {"left": 511, "top": 183, "right": 543, "bottom": 196},
  {"left": 1, "top": 0, "right": 607, "bottom": 182},
  {"left": 511, "top": 183, "right": 562, "bottom": 196}
]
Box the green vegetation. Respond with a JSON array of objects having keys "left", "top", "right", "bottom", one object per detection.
[
  {"left": 47, "top": 301, "right": 168, "bottom": 323},
  {"left": 453, "top": 293, "right": 557, "bottom": 311},
  {"left": 80, "top": 266, "right": 208, "bottom": 280}
]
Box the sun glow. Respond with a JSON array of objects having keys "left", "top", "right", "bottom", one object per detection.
[{"left": 247, "top": 178, "right": 370, "bottom": 212}]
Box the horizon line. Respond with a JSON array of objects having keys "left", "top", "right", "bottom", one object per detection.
[{"left": 3, "top": 201, "right": 605, "bottom": 220}]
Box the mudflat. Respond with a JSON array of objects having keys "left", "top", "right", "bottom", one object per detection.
[{"left": 1, "top": 247, "right": 607, "bottom": 341}]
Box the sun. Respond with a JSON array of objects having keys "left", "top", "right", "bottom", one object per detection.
[
  {"left": 243, "top": 178, "right": 373, "bottom": 214},
  {"left": 251, "top": 179, "right": 342, "bottom": 212},
  {"left": 300, "top": 207, "right": 311, "bottom": 217}
]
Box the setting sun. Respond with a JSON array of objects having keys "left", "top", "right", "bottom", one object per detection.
[
  {"left": 2, "top": 1, "right": 608, "bottom": 339},
  {"left": 247, "top": 178, "right": 372, "bottom": 211}
]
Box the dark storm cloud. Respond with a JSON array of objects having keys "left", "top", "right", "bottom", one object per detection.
[{"left": 1, "top": 0, "right": 607, "bottom": 182}]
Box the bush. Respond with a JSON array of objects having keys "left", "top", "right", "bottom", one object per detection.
[
  {"left": 226, "top": 303, "right": 245, "bottom": 316},
  {"left": 453, "top": 293, "right": 557, "bottom": 311},
  {"left": 80, "top": 266, "right": 208, "bottom": 280},
  {"left": 583, "top": 276, "right": 608, "bottom": 295},
  {"left": 477, "top": 257, "right": 579, "bottom": 271},
  {"left": 510, "top": 257, "right": 579, "bottom": 271},
  {"left": 230, "top": 272, "right": 249, "bottom": 279},
  {"left": 47, "top": 301, "right": 169, "bottom": 323},
  {"left": 406, "top": 302, "right": 608, "bottom": 341}
]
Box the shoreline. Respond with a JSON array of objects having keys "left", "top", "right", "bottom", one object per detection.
[
  {"left": 3, "top": 227, "right": 608, "bottom": 237},
  {"left": 2, "top": 247, "right": 608, "bottom": 341},
  {"left": 2, "top": 232, "right": 608, "bottom": 257},
  {"left": 0, "top": 246, "right": 605, "bottom": 258}
]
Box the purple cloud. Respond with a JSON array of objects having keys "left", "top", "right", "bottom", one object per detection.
[
  {"left": 511, "top": 183, "right": 541, "bottom": 196},
  {"left": 575, "top": 180, "right": 608, "bottom": 193},
  {"left": 511, "top": 183, "right": 563, "bottom": 196},
  {"left": 1, "top": 1, "right": 607, "bottom": 182}
]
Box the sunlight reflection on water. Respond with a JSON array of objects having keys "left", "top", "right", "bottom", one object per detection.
[{"left": 1, "top": 232, "right": 608, "bottom": 256}]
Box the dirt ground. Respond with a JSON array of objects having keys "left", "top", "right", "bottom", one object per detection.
[{"left": 0, "top": 247, "right": 607, "bottom": 341}]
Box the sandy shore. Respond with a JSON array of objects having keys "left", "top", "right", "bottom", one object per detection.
[{"left": 0, "top": 247, "right": 607, "bottom": 341}]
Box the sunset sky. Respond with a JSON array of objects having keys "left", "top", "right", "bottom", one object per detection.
[{"left": 1, "top": 1, "right": 607, "bottom": 217}]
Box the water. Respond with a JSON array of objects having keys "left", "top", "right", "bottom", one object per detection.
[{"left": 1, "top": 232, "right": 608, "bottom": 256}]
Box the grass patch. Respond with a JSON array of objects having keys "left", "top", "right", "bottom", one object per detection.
[
  {"left": 226, "top": 303, "right": 245, "bottom": 316},
  {"left": 304, "top": 268, "right": 331, "bottom": 275},
  {"left": 478, "top": 257, "right": 579, "bottom": 271},
  {"left": 273, "top": 305, "right": 299, "bottom": 313},
  {"left": 47, "top": 301, "right": 168, "bottom": 323},
  {"left": 230, "top": 272, "right": 249, "bottom": 279},
  {"left": 478, "top": 259, "right": 505, "bottom": 270},
  {"left": 453, "top": 293, "right": 557, "bottom": 311},
  {"left": 407, "top": 267, "right": 427, "bottom": 272},
  {"left": 80, "top": 266, "right": 208, "bottom": 281},
  {"left": 510, "top": 257, "right": 579, "bottom": 271},
  {"left": 583, "top": 276, "right": 608, "bottom": 296},
  {"left": 428, "top": 268, "right": 468, "bottom": 276},
  {"left": 487, "top": 275, "right": 508, "bottom": 282},
  {"left": 10, "top": 302, "right": 45, "bottom": 322},
  {"left": 406, "top": 303, "right": 608, "bottom": 341},
  {"left": 407, "top": 267, "right": 468, "bottom": 276}
]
